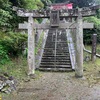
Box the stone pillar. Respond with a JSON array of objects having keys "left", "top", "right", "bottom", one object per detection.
[
  {"left": 75, "top": 9, "right": 83, "bottom": 78},
  {"left": 28, "top": 16, "right": 35, "bottom": 75},
  {"left": 91, "top": 34, "right": 97, "bottom": 62}
]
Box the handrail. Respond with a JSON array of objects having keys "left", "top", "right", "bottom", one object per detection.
[
  {"left": 84, "top": 48, "right": 100, "bottom": 58},
  {"left": 66, "top": 29, "right": 76, "bottom": 69}
]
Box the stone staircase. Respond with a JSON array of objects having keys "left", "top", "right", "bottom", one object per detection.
[{"left": 39, "top": 28, "right": 72, "bottom": 71}]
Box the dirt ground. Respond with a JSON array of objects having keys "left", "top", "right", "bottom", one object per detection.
[{"left": 2, "top": 68, "right": 100, "bottom": 100}]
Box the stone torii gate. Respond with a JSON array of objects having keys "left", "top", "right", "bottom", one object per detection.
[{"left": 13, "top": 5, "right": 100, "bottom": 77}]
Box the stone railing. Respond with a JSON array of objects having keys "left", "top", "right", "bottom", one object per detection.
[{"left": 66, "top": 29, "right": 76, "bottom": 70}]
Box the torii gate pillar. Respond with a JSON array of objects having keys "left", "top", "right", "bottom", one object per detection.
[
  {"left": 28, "top": 16, "right": 35, "bottom": 75},
  {"left": 75, "top": 9, "right": 83, "bottom": 78}
]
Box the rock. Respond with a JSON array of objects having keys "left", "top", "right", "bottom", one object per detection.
[
  {"left": 0, "top": 74, "right": 17, "bottom": 94},
  {"left": 84, "top": 55, "right": 90, "bottom": 62},
  {"left": 3, "top": 73, "right": 9, "bottom": 77},
  {"left": 23, "top": 78, "right": 30, "bottom": 82},
  {"left": 29, "top": 74, "right": 36, "bottom": 79},
  {"left": 0, "top": 83, "right": 4, "bottom": 90},
  {"left": 0, "top": 75, "right": 7, "bottom": 81},
  {"left": 83, "top": 69, "right": 86, "bottom": 71},
  {"left": 8, "top": 76, "right": 14, "bottom": 80}
]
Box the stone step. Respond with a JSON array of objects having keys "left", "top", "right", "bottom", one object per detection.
[
  {"left": 43, "top": 52, "right": 69, "bottom": 54},
  {"left": 39, "top": 65, "right": 71, "bottom": 68},
  {"left": 43, "top": 54, "right": 69, "bottom": 56},
  {"left": 39, "top": 28, "right": 72, "bottom": 71},
  {"left": 44, "top": 48, "right": 69, "bottom": 52},
  {"left": 44, "top": 47, "right": 68, "bottom": 49},
  {"left": 40, "top": 62, "right": 71, "bottom": 65},
  {"left": 41, "top": 60, "right": 70, "bottom": 62},
  {"left": 42, "top": 57, "right": 70, "bottom": 60},
  {"left": 38, "top": 67, "right": 72, "bottom": 72},
  {"left": 42, "top": 55, "right": 70, "bottom": 57},
  {"left": 46, "top": 41, "right": 67, "bottom": 43}
]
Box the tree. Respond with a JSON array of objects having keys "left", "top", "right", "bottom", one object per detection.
[
  {"left": 95, "top": 0, "right": 100, "bottom": 5},
  {"left": 52, "top": 0, "right": 95, "bottom": 8},
  {"left": 0, "top": 0, "right": 44, "bottom": 31},
  {"left": 20, "top": 0, "right": 44, "bottom": 10},
  {"left": 70, "top": 0, "right": 94, "bottom": 8},
  {"left": 0, "top": 0, "right": 13, "bottom": 30},
  {"left": 41, "top": 0, "right": 52, "bottom": 8}
]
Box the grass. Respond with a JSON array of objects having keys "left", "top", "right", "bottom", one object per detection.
[
  {"left": 0, "top": 56, "right": 43, "bottom": 81},
  {"left": 83, "top": 44, "right": 100, "bottom": 86},
  {"left": 84, "top": 58, "right": 100, "bottom": 71},
  {"left": 0, "top": 56, "right": 28, "bottom": 80},
  {"left": 84, "top": 44, "right": 100, "bottom": 54}
]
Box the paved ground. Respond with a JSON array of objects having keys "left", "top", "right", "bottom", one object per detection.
[{"left": 2, "top": 71, "right": 100, "bottom": 100}]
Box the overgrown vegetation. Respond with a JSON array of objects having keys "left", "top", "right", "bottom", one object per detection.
[
  {"left": 0, "top": 0, "right": 44, "bottom": 63},
  {"left": 0, "top": 31, "right": 27, "bottom": 64}
]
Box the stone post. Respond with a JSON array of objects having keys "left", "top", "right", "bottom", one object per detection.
[
  {"left": 91, "top": 34, "right": 97, "bottom": 62},
  {"left": 75, "top": 9, "right": 83, "bottom": 78},
  {"left": 28, "top": 16, "right": 35, "bottom": 75}
]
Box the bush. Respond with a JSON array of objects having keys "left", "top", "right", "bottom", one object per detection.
[
  {"left": 0, "top": 45, "right": 9, "bottom": 64},
  {"left": 0, "top": 31, "right": 28, "bottom": 58}
]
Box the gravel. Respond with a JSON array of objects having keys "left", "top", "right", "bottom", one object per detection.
[{"left": 2, "top": 72, "right": 100, "bottom": 100}]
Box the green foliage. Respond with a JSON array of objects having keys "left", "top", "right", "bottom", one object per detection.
[
  {"left": 0, "top": 0, "right": 44, "bottom": 31},
  {"left": 0, "top": 0, "right": 13, "bottom": 29},
  {"left": 0, "top": 0, "right": 44, "bottom": 64},
  {"left": 0, "top": 45, "right": 9, "bottom": 64},
  {"left": 35, "top": 32, "right": 44, "bottom": 55},
  {"left": 84, "top": 17, "right": 100, "bottom": 29},
  {"left": 96, "top": 9, "right": 100, "bottom": 19},
  {"left": 0, "top": 31, "right": 28, "bottom": 58},
  {"left": 95, "top": 0, "right": 100, "bottom": 5},
  {"left": 15, "top": 0, "right": 44, "bottom": 10},
  {"left": 41, "top": 0, "right": 52, "bottom": 8},
  {"left": 84, "top": 16, "right": 100, "bottom": 44},
  {"left": 83, "top": 30, "right": 92, "bottom": 44},
  {"left": 24, "top": 0, "right": 44, "bottom": 10}
]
